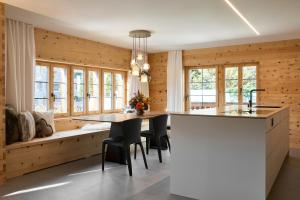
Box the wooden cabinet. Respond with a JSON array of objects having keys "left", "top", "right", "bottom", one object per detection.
[{"left": 266, "top": 109, "right": 289, "bottom": 195}]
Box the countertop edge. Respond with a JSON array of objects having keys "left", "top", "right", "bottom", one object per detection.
[{"left": 170, "top": 105, "right": 289, "bottom": 119}]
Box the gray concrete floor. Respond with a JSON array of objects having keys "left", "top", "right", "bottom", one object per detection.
[{"left": 0, "top": 148, "right": 300, "bottom": 200}]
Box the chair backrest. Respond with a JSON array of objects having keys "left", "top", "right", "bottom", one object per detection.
[
  {"left": 150, "top": 114, "right": 168, "bottom": 138},
  {"left": 121, "top": 118, "right": 142, "bottom": 144}
]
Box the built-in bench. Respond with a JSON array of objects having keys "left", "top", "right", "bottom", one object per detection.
[{"left": 5, "top": 118, "right": 150, "bottom": 179}]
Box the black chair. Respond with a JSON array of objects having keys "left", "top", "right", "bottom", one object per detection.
[
  {"left": 102, "top": 118, "right": 148, "bottom": 176},
  {"left": 135, "top": 114, "right": 170, "bottom": 163}
]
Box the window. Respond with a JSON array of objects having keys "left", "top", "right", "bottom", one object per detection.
[
  {"left": 34, "top": 62, "right": 127, "bottom": 116},
  {"left": 114, "top": 73, "right": 125, "bottom": 109},
  {"left": 102, "top": 70, "right": 126, "bottom": 112},
  {"left": 186, "top": 67, "right": 217, "bottom": 110},
  {"left": 52, "top": 66, "right": 69, "bottom": 115},
  {"left": 72, "top": 68, "right": 85, "bottom": 114},
  {"left": 224, "top": 65, "right": 257, "bottom": 105},
  {"left": 34, "top": 64, "right": 49, "bottom": 112},
  {"left": 103, "top": 71, "right": 113, "bottom": 111},
  {"left": 184, "top": 63, "right": 257, "bottom": 111},
  {"left": 225, "top": 66, "right": 239, "bottom": 104},
  {"left": 242, "top": 66, "right": 257, "bottom": 104},
  {"left": 87, "top": 69, "right": 100, "bottom": 113}
]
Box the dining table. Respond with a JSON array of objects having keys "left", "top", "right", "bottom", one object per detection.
[{"left": 73, "top": 111, "right": 169, "bottom": 164}]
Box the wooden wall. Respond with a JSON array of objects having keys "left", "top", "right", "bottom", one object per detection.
[
  {"left": 35, "top": 28, "right": 131, "bottom": 70},
  {"left": 148, "top": 52, "right": 168, "bottom": 111},
  {"left": 0, "top": 19, "right": 132, "bottom": 182},
  {"left": 149, "top": 39, "right": 300, "bottom": 149},
  {"left": 0, "top": 2, "right": 5, "bottom": 184}
]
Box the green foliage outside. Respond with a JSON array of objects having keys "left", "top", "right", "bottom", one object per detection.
[{"left": 190, "top": 68, "right": 216, "bottom": 90}]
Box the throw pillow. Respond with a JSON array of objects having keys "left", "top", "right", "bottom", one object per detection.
[
  {"left": 33, "top": 110, "right": 56, "bottom": 132},
  {"left": 18, "top": 111, "right": 36, "bottom": 141},
  {"left": 35, "top": 115, "right": 54, "bottom": 138},
  {"left": 5, "top": 105, "right": 20, "bottom": 144}
]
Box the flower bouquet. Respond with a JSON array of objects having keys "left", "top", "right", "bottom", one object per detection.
[{"left": 129, "top": 91, "right": 150, "bottom": 115}]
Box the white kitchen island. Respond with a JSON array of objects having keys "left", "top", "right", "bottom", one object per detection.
[{"left": 170, "top": 106, "right": 289, "bottom": 200}]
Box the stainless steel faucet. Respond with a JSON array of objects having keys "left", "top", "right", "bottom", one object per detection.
[{"left": 248, "top": 89, "right": 266, "bottom": 113}]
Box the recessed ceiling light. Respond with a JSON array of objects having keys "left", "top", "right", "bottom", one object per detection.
[{"left": 224, "top": 0, "right": 260, "bottom": 35}]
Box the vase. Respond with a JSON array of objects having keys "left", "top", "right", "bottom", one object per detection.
[{"left": 136, "top": 109, "right": 144, "bottom": 116}]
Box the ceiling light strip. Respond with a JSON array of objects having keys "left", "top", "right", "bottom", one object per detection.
[{"left": 224, "top": 0, "right": 260, "bottom": 35}]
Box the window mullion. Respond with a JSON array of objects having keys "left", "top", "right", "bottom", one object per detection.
[{"left": 71, "top": 67, "right": 85, "bottom": 116}]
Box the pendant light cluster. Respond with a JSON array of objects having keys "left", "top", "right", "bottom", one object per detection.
[{"left": 129, "top": 30, "right": 151, "bottom": 82}]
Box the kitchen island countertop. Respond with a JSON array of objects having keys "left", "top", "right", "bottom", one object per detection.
[{"left": 171, "top": 105, "right": 288, "bottom": 119}]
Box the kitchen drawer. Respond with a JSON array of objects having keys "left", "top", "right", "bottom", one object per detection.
[
  {"left": 266, "top": 113, "right": 281, "bottom": 131},
  {"left": 266, "top": 123, "right": 281, "bottom": 158}
]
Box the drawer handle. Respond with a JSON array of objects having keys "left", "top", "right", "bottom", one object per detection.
[{"left": 271, "top": 118, "right": 274, "bottom": 127}]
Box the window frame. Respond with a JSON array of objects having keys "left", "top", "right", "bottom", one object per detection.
[
  {"left": 86, "top": 67, "right": 101, "bottom": 114},
  {"left": 114, "top": 71, "right": 127, "bottom": 111},
  {"left": 184, "top": 63, "right": 258, "bottom": 111},
  {"left": 241, "top": 65, "right": 258, "bottom": 104},
  {"left": 102, "top": 69, "right": 127, "bottom": 113},
  {"left": 184, "top": 66, "right": 219, "bottom": 111},
  {"left": 223, "top": 64, "right": 258, "bottom": 105},
  {"left": 50, "top": 63, "right": 70, "bottom": 118},
  {"left": 71, "top": 66, "right": 86, "bottom": 116},
  {"left": 34, "top": 61, "right": 127, "bottom": 117},
  {"left": 224, "top": 65, "right": 240, "bottom": 105},
  {"left": 34, "top": 61, "right": 51, "bottom": 112}
]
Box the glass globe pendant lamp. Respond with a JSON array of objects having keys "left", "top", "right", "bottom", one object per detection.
[{"left": 129, "top": 30, "right": 152, "bottom": 82}]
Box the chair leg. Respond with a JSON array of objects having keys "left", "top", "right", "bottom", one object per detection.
[
  {"left": 165, "top": 135, "right": 171, "bottom": 153},
  {"left": 126, "top": 146, "right": 132, "bottom": 176},
  {"left": 146, "top": 137, "right": 149, "bottom": 155},
  {"left": 156, "top": 138, "right": 162, "bottom": 163},
  {"left": 102, "top": 143, "right": 106, "bottom": 171},
  {"left": 134, "top": 143, "right": 137, "bottom": 159},
  {"left": 139, "top": 142, "right": 148, "bottom": 169}
]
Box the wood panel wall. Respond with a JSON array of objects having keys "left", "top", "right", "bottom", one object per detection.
[
  {"left": 148, "top": 52, "right": 168, "bottom": 111},
  {"left": 149, "top": 39, "right": 300, "bottom": 149},
  {"left": 0, "top": 21, "right": 131, "bottom": 183},
  {"left": 35, "top": 28, "right": 131, "bottom": 70},
  {"left": 0, "top": 2, "right": 5, "bottom": 184}
]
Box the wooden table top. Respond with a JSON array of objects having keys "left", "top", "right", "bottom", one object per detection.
[{"left": 73, "top": 111, "right": 167, "bottom": 123}]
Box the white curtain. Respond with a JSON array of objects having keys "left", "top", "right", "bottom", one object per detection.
[
  {"left": 6, "top": 19, "right": 35, "bottom": 112},
  {"left": 167, "top": 50, "right": 184, "bottom": 112}
]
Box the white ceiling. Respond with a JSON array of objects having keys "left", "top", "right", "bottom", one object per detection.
[{"left": 3, "top": 0, "right": 300, "bottom": 52}]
